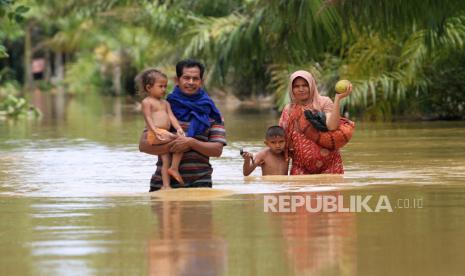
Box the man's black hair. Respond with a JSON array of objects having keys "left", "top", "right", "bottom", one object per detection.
[
  {"left": 266, "top": 125, "right": 285, "bottom": 139},
  {"left": 176, "top": 59, "right": 205, "bottom": 79}
]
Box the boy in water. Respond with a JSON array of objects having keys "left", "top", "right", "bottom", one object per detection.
[
  {"left": 137, "top": 68, "right": 185, "bottom": 189},
  {"left": 241, "top": 126, "right": 289, "bottom": 176}
]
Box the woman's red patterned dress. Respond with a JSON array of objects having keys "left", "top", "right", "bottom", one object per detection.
[{"left": 279, "top": 104, "right": 344, "bottom": 175}]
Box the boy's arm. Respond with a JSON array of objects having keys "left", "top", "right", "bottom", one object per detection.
[
  {"left": 166, "top": 101, "right": 184, "bottom": 135},
  {"left": 243, "top": 151, "right": 266, "bottom": 176},
  {"left": 242, "top": 152, "right": 256, "bottom": 176}
]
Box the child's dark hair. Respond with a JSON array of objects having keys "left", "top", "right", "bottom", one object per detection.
[
  {"left": 176, "top": 59, "right": 205, "bottom": 79},
  {"left": 135, "top": 68, "right": 167, "bottom": 96},
  {"left": 266, "top": 125, "right": 285, "bottom": 139}
]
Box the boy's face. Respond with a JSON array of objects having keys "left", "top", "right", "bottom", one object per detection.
[
  {"left": 147, "top": 78, "right": 168, "bottom": 99},
  {"left": 176, "top": 66, "right": 203, "bottom": 95},
  {"left": 264, "top": 136, "right": 286, "bottom": 154}
]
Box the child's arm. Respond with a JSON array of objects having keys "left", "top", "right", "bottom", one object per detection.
[
  {"left": 242, "top": 151, "right": 256, "bottom": 176},
  {"left": 166, "top": 101, "right": 185, "bottom": 136},
  {"left": 242, "top": 151, "right": 265, "bottom": 176}
]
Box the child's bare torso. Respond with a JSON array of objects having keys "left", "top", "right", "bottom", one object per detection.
[
  {"left": 146, "top": 98, "right": 171, "bottom": 130},
  {"left": 256, "top": 149, "right": 288, "bottom": 175}
]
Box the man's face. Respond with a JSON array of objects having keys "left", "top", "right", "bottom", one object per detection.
[{"left": 176, "top": 66, "right": 203, "bottom": 95}]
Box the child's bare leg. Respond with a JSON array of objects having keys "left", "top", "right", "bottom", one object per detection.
[
  {"left": 160, "top": 154, "right": 171, "bottom": 189},
  {"left": 167, "top": 152, "right": 184, "bottom": 185}
]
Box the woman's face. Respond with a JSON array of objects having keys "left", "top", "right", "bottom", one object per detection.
[{"left": 292, "top": 77, "right": 311, "bottom": 104}]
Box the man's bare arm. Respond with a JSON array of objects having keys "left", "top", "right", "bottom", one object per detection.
[
  {"left": 169, "top": 136, "right": 223, "bottom": 157},
  {"left": 138, "top": 131, "right": 172, "bottom": 155}
]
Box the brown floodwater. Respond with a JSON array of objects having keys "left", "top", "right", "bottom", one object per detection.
[{"left": 1, "top": 92, "right": 465, "bottom": 275}]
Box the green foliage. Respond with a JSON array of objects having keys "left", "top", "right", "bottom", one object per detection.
[
  {"left": 0, "top": 62, "right": 40, "bottom": 119},
  {"left": 420, "top": 51, "right": 465, "bottom": 119},
  {"left": 64, "top": 54, "right": 104, "bottom": 94},
  {"left": 335, "top": 0, "right": 465, "bottom": 35},
  {"left": 0, "top": 94, "right": 41, "bottom": 119},
  {"left": 2, "top": 0, "right": 465, "bottom": 120},
  {"left": 0, "top": 45, "right": 7, "bottom": 58},
  {"left": 338, "top": 15, "right": 465, "bottom": 119},
  {"left": 0, "top": 0, "right": 30, "bottom": 57},
  {"left": 0, "top": 1, "right": 30, "bottom": 23}
]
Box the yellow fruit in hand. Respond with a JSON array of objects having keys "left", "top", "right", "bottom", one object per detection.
[{"left": 335, "top": 80, "right": 351, "bottom": 94}]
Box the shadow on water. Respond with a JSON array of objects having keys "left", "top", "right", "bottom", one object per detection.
[{"left": 1, "top": 92, "right": 465, "bottom": 275}]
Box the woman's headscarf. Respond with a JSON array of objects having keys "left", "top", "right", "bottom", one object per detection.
[{"left": 288, "top": 70, "right": 332, "bottom": 111}]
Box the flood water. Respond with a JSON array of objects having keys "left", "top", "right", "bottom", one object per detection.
[{"left": 1, "top": 92, "right": 465, "bottom": 275}]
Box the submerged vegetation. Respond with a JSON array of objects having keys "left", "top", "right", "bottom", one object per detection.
[
  {"left": 0, "top": 94, "right": 41, "bottom": 119},
  {"left": 1, "top": 0, "right": 465, "bottom": 120}
]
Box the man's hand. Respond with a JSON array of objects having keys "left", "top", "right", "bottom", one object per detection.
[
  {"left": 155, "top": 129, "right": 176, "bottom": 141},
  {"left": 169, "top": 136, "right": 193, "bottom": 153}
]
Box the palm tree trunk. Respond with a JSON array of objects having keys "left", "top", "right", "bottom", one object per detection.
[
  {"left": 54, "top": 51, "right": 64, "bottom": 83},
  {"left": 23, "top": 22, "right": 34, "bottom": 94},
  {"left": 112, "top": 63, "right": 122, "bottom": 95},
  {"left": 44, "top": 50, "right": 52, "bottom": 83}
]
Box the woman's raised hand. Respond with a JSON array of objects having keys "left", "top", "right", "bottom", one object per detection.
[{"left": 335, "top": 83, "right": 353, "bottom": 100}]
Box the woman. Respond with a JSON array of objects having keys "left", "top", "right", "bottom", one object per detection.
[{"left": 279, "top": 70, "right": 352, "bottom": 174}]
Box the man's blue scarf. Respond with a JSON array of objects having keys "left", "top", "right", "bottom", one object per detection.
[{"left": 167, "top": 86, "right": 222, "bottom": 137}]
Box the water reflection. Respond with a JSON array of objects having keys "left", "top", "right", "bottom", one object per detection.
[
  {"left": 272, "top": 191, "right": 357, "bottom": 275},
  {"left": 148, "top": 200, "right": 226, "bottom": 275},
  {"left": 1, "top": 93, "right": 465, "bottom": 275}
]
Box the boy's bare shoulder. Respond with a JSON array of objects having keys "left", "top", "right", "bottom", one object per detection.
[{"left": 255, "top": 148, "right": 270, "bottom": 160}]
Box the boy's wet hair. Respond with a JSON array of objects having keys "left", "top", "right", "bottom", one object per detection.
[
  {"left": 135, "top": 68, "right": 167, "bottom": 95},
  {"left": 176, "top": 59, "right": 205, "bottom": 79},
  {"left": 265, "top": 126, "right": 285, "bottom": 139}
]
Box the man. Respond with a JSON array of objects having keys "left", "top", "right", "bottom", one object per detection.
[{"left": 139, "top": 59, "right": 226, "bottom": 191}]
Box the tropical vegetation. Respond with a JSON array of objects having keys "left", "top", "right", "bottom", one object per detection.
[{"left": 1, "top": 0, "right": 465, "bottom": 120}]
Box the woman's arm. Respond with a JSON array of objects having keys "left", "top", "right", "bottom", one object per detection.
[
  {"left": 325, "top": 101, "right": 341, "bottom": 131},
  {"left": 326, "top": 84, "right": 352, "bottom": 131}
]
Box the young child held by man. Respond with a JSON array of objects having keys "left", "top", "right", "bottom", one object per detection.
[
  {"left": 241, "top": 126, "right": 289, "bottom": 176},
  {"left": 137, "top": 68, "right": 185, "bottom": 189}
]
